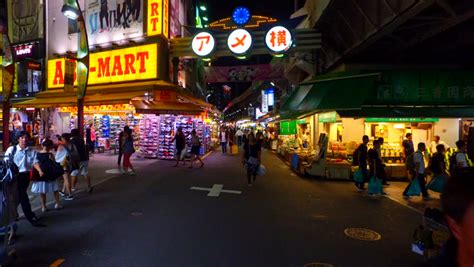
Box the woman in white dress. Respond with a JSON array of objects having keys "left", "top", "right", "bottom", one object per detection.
[{"left": 31, "top": 139, "right": 63, "bottom": 213}]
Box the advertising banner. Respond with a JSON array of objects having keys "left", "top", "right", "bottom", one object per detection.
[
  {"left": 204, "top": 64, "right": 283, "bottom": 83},
  {"left": 48, "top": 43, "right": 158, "bottom": 88},
  {"left": 85, "top": 0, "right": 144, "bottom": 46},
  {"left": 7, "top": 0, "right": 44, "bottom": 43},
  {"left": 147, "top": 0, "right": 169, "bottom": 38}
]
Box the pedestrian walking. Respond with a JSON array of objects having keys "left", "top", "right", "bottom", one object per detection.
[
  {"left": 228, "top": 129, "right": 236, "bottom": 155},
  {"left": 450, "top": 140, "right": 470, "bottom": 171},
  {"left": 403, "top": 142, "right": 430, "bottom": 200},
  {"left": 236, "top": 128, "right": 244, "bottom": 146},
  {"left": 402, "top": 133, "right": 415, "bottom": 161},
  {"left": 376, "top": 137, "right": 389, "bottom": 186},
  {"left": 353, "top": 135, "right": 369, "bottom": 191},
  {"left": 368, "top": 139, "right": 386, "bottom": 195},
  {"left": 4, "top": 131, "right": 42, "bottom": 226},
  {"left": 219, "top": 128, "right": 228, "bottom": 154},
  {"left": 86, "top": 123, "right": 96, "bottom": 154},
  {"left": 122, "top": 130, "right": 136, "bottom": 175},
  {"left": 70, "top": 129, "right": 93, "bottom": 193},
  {"left": 242, "top": 132, "right": 261, "bottom": 186},
  {"left": 171, "top": 127, "right": 186, "bottom": 167},
  {"left": 117, "top": 126, "right": 129, "bottom": 171},
  {"left": 31, "top": 139, "right": 63, "bottom": 213},
  {"left": 188, "top": 130, "right": 204, "bottom": 169},
  {"left": 429, "top": 144, "right": 448, "bottom": 177},
  {"left": 55, "top": 134, "right": 74, "bottom": 200}
]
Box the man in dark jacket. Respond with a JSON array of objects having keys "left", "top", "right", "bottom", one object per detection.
[
  {"left": 70, "top": 129, "right": 93, "bottom": 193},
  {"left": 355, "top": 135, "right": 369, "bottom": 191}
]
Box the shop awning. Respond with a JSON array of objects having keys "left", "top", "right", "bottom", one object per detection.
[
  {"left": 297, "top": 73, "right": 380, "bottom": 112},
  {"left": 131, "top": 100, "right": 203, "bottom": 115},
  {"left": 13, "top": 80, "right": 177, "bottom": 108},
  {"left": 337, "top": 107, "right": 474, "bottom": 118},
  {"left": 280, "top": 84, "right": 313, "bottom": 112}
]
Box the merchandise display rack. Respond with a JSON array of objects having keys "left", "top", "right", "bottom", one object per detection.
[
  {"left": 157, "top": 115, "right": 175, "bottom": 159},
  {"left": 139, "top": 115, "right": 160, "bottom": 158}
]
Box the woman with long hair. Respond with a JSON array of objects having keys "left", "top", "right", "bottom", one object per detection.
[
  {"left": 56, "top": 134, "right": 74, "bottom": 200},
  {"left": 242, "top": 132, "right": 262, "bottom": 186}
]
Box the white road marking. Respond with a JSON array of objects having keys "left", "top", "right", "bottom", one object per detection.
[{"left": 190, "top": 184, "right": 242, "bottom": 197}]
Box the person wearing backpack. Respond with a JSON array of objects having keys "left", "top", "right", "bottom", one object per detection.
[
  {"left": 31, "top": 139, "right": 63, "bottom": 213},
  {"left": 55, "top": 134, "right": 74, "bottom": 200},
  {"left": 70, "top": 129, "right": 93, "bottom": 193},
  {"left": 353, "top": 135, "right": 369, "bottom": 191},
  {"left": 451, "top": 140, "right": 470, "bottom": 172},
  {"left": 368, "top": 139, "right": 386, "bottom": 195},
  {"left": 3, "top": 131, "right": 42, "bottom": 226},
  {"left": 403, "top": 143, "right": 430, "bottom": 200},
  {"left": 429, "top": 144, "right": 447, "bottom": 177},
  {"left": 402, "top": 133, "right": 415, "bottom": 161}
]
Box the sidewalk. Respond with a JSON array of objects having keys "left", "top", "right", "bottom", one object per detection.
[{"left": 24, "top": 152, "right": 159, "bottom": 216}]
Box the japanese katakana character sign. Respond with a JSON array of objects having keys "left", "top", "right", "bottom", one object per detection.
[
  {"left": 227, "top": 29, "right": 252, "bottom": 55},
  {"left": 265, "top": 26, "right": 293, "bottom": 54},
  {"left": 192, "top": 32, "right": 216, "bottom": 57}
]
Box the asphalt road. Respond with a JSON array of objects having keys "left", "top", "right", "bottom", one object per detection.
[{"left": 10, "top": 149, "right": 424, "bottom": 267}]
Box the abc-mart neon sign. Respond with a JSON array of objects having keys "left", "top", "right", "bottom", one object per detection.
[{"left": 191, "top": 25, "right": 294, "bottom": 60}]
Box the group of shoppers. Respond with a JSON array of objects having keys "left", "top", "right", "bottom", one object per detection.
[
  {"left": 117, "top": 126, "right": 137, "bottom": 175},
  {"left": 170, "top": 127, "right": 204, "bottom": 168},
  {"left": 354, "top": 132, "right": 471, "bottom": 199},
  {"left": 4, "top": 129, "right": 93, "bottom": 229}
]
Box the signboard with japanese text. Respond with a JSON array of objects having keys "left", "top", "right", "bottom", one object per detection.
[
  {"left": 265, "top": 26, "right": 293, "bottom": 54},
  {"left": 85, "top": 0, "right": 144, "bottom": 46},
  {"left": 147, "top": 0, "right": 169, "bottom": 38},
  {"left": 319, "top": 112, "right": 337, "bottom": 123},
  {"left": 375, "top": 71, "right": 474, "bottom": 105},
  {"left": 203, "top": 64, "right": 283, "bottom": 83},
  {"left": 227, "top": 29, "right": 252, "bottom": 55},
  {"left": 48, "top": 43, "right": 158, "bottom": 89},
  {"left": 261, "top": 90, "right": 268, "bottom": 113},
  {"left": 365, "top": 118, "right": 439, "bottom": 123},
  {"left": 192, "top": 32, "right": 215, "bottom": 57}
]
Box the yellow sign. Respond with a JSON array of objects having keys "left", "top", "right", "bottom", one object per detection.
[
  {"left": 147, "top": 0, "right": 169, "bottom": 38},
  {"left": 48, "top": 44, "right": 158, "bottom": 89}
]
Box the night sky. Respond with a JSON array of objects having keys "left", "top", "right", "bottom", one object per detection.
[{"left": 204, "top": 0, "right": 297, "bottom": 22}]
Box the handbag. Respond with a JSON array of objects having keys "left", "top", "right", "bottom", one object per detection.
[
  {"left": 248, "top": 156, "right": 259, "bottom": 165},
  {"left": 368, "top": 176, "right": 383, "bottom": 194},
  {"left": 427, "top": 174, "right": 446, "bottom": 193},
  {"left": 407, "top": 178, "right": 422, "bottom": 196},
  {"left": 353, "top": 169, "right": 365, "bottom": 183},
  {"left": 257, "top": 164, "right": 266, "bottom": 176},
  {"left": 30, "top": 168, "right": 40, "bottom": 181}
]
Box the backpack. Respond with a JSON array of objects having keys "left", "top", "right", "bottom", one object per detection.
[
  {"left": 65, "top": 144, "right": 81, "bottom": 171},
  {"left": 351, "top": 146, "right": 360, "bottom": 166},
  {"left": 37, "top": 153, "right": 64, "bottom": 181},
  {"left": 448, "top": 152, "right": 459, "bottom": 173}
]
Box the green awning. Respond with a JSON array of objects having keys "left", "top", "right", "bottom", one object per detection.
[
  {"left": 337, "top": 107, "right": 474, "bottom": 118},
  {"left": 298, "top": 73, "right": 380, "bottom": 112},
  {"left": 280, "top": 84, "right": 313, "bottom": 112}
]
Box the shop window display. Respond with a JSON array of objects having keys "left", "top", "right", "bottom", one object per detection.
[{"left": 140, "top": 115, "right": 162, "bottom": 159}]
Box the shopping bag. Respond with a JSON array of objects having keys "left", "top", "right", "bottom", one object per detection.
[
  {"left": 353, "top": 169, "right": 365, "bottom": 183},
  {"left": 406, "top": 178, "right": 422, "bottom": 196},
  {"left": 427, "top": 175, "right": 446, "bottom": 193},
  {"left": 257, "top": 165, "right": 266, "bottom": 176},
  {"left": 368, "top": 176, "right": 383, "bottom": 194},
  {"left": 231, "top": 147, "right": 239, "bottom": 155}
]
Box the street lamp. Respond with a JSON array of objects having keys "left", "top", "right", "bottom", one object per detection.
[
  {"left": 62, "top": 0, "right": 89, "bottom": 138},
  {"left": 200, "top": 5, "right": 207, "bottom": 11}
]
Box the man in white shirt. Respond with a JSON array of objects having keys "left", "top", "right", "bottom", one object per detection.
[
  {"left": 4, "top": 131, "right": 42, "bottom": 226},
  {"left": 235, "top": 129, "right": 244, "bottom": 146},
  {"left": 403, "top": 142, "right": 430, "bottom": 200},
  {"left": 430, "top": 135, "right": 450, "bottom": 154}
]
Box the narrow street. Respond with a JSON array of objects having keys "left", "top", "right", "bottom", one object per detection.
[{"left": 12, "top": 149, "right": 423, "bottom": 267}]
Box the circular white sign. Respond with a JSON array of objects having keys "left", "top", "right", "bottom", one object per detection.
[
  {"left": 192, "top": 32, "right": 216, "bottom": 57},
  {"left": 227, "top": 29, "right": 252, "bottom": 55},
  {"left": 265, "top": 26, "right": 293, "bottom": 54}
]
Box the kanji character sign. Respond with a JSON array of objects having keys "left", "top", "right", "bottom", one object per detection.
[
  {"left": 192, "top": 32, "right": 216, "bottom": 57},
  {"left": 227, "top": 29, "right": 252, "bottom": 55},
  {"left": 265, "top": 26, "right": 293, "bottom": 54}
]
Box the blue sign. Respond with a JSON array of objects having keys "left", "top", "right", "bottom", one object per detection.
[
  {"left": 232, "top": 7, "right": 251, "bottom": 26},
  {"left": 265, "top": 88, "right": 275, "bottom": 106}
]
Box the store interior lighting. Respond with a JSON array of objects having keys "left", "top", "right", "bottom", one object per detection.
[{"left": 200, "top": 5, "right": 207, "bottom": 11}]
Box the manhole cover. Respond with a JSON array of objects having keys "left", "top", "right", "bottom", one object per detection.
[
  {"left": 344, "top": 228, "right": 381, "bottom": 241},
  {"left": 303, "top": 263, "right": 334, "bottom": 267},
  {"left": 131, "top": 211, "right": 143, "bottom": 216}
]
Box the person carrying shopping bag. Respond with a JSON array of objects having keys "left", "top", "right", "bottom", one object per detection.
[
  {"left": 242, "top": 132, "right": 262, "bottom": 186},
  {"left": 188, "top": 130, "right": 204, "bottom": 169},
  {"left": 31, "top": 139, "right": 64, "bottom": 213}
]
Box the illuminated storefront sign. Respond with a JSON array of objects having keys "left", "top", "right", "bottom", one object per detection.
[
  {"left": 261, "top": 90, "right": 268, "bottom": 113},
  {"left": 191, "top": 32, "right": 216, "bottom": 57},
  {"left": 265, "top": 26, "right": 293, "bottom": 54},
  {"left": 147, "top": 0, "right": 169, "bottom": 38},
  {"left": 227, "top": 28, "right": 252, "bottom": 55},
  {"left": 48, "top": 44, "right": 158, "bottom": 89}
]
